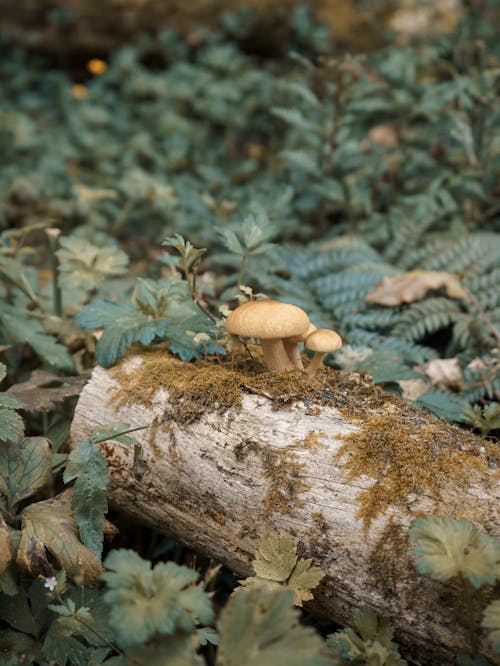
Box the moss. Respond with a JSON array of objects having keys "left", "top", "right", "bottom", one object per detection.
[
  {"left": 109, "top": 347, "right": 393, "bottom": 423},
  {"left": 335, "top": 412, "right": 499, "bottom": 532},
  {"left": 296, "top": 432, "right": 327, "bottom": 453},
  {"left": 261, "top": 447, "right": 310, "bottom": 518},
  {"left": 367, "top": 519, "right": 413, "bottom": 596}
]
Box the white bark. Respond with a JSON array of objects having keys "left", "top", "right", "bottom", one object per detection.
[{"left": 71, "top": 356, "right": 499, "bottom": 664}]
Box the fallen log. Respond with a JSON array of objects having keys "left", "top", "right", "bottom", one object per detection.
[{"left": 70, "top": 350, "right": 499, "bottom": 664}]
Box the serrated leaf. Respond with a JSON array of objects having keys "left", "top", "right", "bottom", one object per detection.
[
  {"left": 0, "top": 437, "right": 52, "bottom": 510},
  {"left": 43, "top": 616, "right": 92, "bottom": 666},
  {"left": 218, "top": 228, "right": 245, "bottom": 254},
  {"left": 124, "top": 635, "right": 203, "bottom": 666},
  {"left": 57, "top": 235, "right": 129, "bottom": 291},
  {"left": 482, "top": 600, "right": 500, "bottom": 654},
  {"left": 0, "top": 302, "right": 74, "bottom": 370},
  {"left": 16, "top": 489, "right": 103, "bottom": 586},
  {"left": 0, "top": 407, "right": 25, "bottom": 444},
  {"left": 0, "top": 392, "right": 25, "bottom": 410},
  {"left": 287, "top": 557, "right": 324, "bottom": 606},
  {"left": 252, "top": 534, "right": 298, "bottom": 582},
  {"left": 64, "top": 439, "right": 108, "bottom": 557},
  {"left": 217, "top": 587, "right": 333, "bottom": 666},
  {"left": 410, "top": 516, "right": 500, "bottom": 588},
  {"left": 101, "top": 549, "right": 213, "bottom": 648}
]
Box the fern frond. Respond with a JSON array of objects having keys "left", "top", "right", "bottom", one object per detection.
[
  {"left": 392, "top": 297, "right": 462, "bottom": 341},
  {"left": 314, "top": 270, "right": 392, "bottom": 318},
  {"left": 421, "top": 233, "right": 500, "bottom": 275},
  {"left": 383, "top": 214, "right": 435, "bottom": 264}
]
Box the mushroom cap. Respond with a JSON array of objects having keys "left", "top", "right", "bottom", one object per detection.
[
  {"left": 304, "top": 328, "right": 343, "bottom": 353},
  {"left": 225, "top": 300, "right": 310, "bottom": 340},
  {"left": 285, "top": 322, "right": 318, "bottom": 344}
]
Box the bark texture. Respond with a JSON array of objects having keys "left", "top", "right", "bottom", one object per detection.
[{"left": 70, "top": 354, "right": 499, "bottom": 664}]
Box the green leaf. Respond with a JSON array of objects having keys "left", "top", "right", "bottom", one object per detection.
[
  {"left": 0, "top": 437, "right": 52, "bottom": 511},
  {"left": 250, "top": 533, "right": 298, "bottom": 582},
  {"left": 217, "top": 587, "right": 334, "bottom": 666},
  {"left": 101, "top": 549, "right": 214, "bottom": 648},
  {"left": 241, "top": 534, "right": 324, "bottom": 606},
  {"left": 64, "top": 439, "right": 108, "bottom": 558},
  {"left": 416, "top": 390, "right": 469, "bottom": 423},
  {"left": 326, "top": 606, "right": 404, "bottom": 665},
  {"left": 76, "top": 279, "right": 215, "bottom": 366},
  {"left": 0, "top": 629, "right": 38, "bottom": 664},
  {"left": 43, "top": 615, "right": 93, "bottom": 666},
  {"left": 57, "top": 235, "right": 129, "bottom": 291},
  {"left": 0, "top": 407, "right": 25, "bottom": 445},
  {"left": 409, "top": 516, "right": 500, "bottom": 588},
  {"left": 124, "top": 635, "right": 203, "bottom": 666},
  {"left": 0, "top": 302, "right": 74, "bottom": 371},
  {"left": 17, "top": 489, "right": 103, "bottom": 586},
  {"left": 482, "top": 600, "right": 500, "bottom": 654}
]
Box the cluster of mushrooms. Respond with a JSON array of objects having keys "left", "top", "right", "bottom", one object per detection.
[{"left": 225, "top": 299, "right": 342, "bottom": 374}]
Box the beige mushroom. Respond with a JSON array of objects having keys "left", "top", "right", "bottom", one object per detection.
[
  {"left": 283, "top": 322, "right": 318, "bottom": 371},
  {"left": 305, "top": 328, "right": 343, "bottom": 375},
  {"left": 225, "top": 300, "right": 310, "bottom": 372}
]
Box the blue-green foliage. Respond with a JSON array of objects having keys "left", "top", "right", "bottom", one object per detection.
[{"left": 76, "top": 277, "right": 217, "bottom": 366}]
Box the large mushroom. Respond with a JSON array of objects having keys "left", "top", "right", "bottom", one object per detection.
[
  {"left": 225, "top": 300, "right": 310, "bottom": 372},
  {"left": 304, "top": 328, "right": 343, "bottom": 375}
]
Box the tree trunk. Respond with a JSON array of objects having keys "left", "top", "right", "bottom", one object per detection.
[{"left": 70, "top": 352, "right": 499, "bottom": 665}]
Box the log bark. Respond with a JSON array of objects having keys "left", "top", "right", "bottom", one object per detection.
[{"left": 70, "top": 353, "right": 499, "bottom": 665}]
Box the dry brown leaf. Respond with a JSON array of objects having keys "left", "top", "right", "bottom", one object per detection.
[
  {"left": 16, "top": 489, "right": 103, "bottom": 586},
  {"left": 398, "top": 378, "right": 430, "bottom": 401},
  {"left": 423, "top": 358, "right": 463, "bottom": 392},
  {"left": 0, "top": 516, "right": 14, "bottom": 575},
  {"left": 366, "top": 123, "right": 399, "bottom": 149},
  {"left": 7, "top": 370, "right": 86, "bottom": 412},
  {"left": 365, "top": 270, "right": 468, "bottom": 306}
]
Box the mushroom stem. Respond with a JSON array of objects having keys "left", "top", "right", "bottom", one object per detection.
[
  {"left": 306, "top": 352, "right": 326, "bottom": 375},
  {"left": 283, "top": 340, "right": 304, "bottom": 371},
  {"left": 260, "top": 339, "right": 297, "bottom": 372}
]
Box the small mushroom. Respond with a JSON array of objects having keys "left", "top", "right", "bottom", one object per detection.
[
  {"left": 225, "top": 300, "right": 310, "bottom": 372},
  {"left": 304, "top": 328, "right": 343, "bottom": 375},
  {"left": 283, "top": 322, "right": 318, "bottom": 371}
]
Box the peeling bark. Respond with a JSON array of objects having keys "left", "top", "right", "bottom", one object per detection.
[{"left": 70, "top": 355, "right": 499, "bottom": 664}]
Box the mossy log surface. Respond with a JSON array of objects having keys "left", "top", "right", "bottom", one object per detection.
[{"left": 70, "top": 351, "right": 499, "bottom": 665}]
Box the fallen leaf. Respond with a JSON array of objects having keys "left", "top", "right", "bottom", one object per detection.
[
  {"left": 398, "top": 378, "right": 430, "bottom": 401},
  {"left": 7, "top": 370, "right": 86, "bottom": 412},
  {"left": 365, "top": 270, "right": 468, "bottom": 306},
  {"left": 0, "top": 516, "right": 14, "bottom": 575},
  {"left": 73, "top": 183, "right": 117, "bottom": 204},
  {"left": 16, "top": 489, "right": 103, "bottom": 586},
  {"left": 366, "top": 123, "right": 398, "bottom": 149},
  {"left": 0, "top": 437, "right": 52, "bottom": 511},
  {"left": 423, "top": 358, "right": 463, "bottom": 391}
]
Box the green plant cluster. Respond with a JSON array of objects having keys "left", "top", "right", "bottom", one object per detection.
[{"left": 1, "top": 1, "right": 500, "bottom": 664}]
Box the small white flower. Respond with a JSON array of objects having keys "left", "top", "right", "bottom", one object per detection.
[{"left": 44, "top": 576, "right": 58, "bottom": 592}]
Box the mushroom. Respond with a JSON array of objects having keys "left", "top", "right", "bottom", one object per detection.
[
  {"left": 225, "top": 300, "right": 310, "bottom": 372},
  {"left": 283, "top": 322, "right": 318, "bottom": 371},
  {"left": 304, "top": 328, "right": 343, "bottom": 375}
]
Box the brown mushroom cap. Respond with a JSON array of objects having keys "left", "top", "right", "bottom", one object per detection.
[
  {"left": 304, "top": 328, "right": 343, "bottom": 353},
  {"left": 225, "top": 300, "right": 310, "bottom": 340}
]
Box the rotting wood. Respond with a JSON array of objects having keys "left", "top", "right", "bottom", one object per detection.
[{"left": 70, "top": 351, "right": 500, "bottom": 665}]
